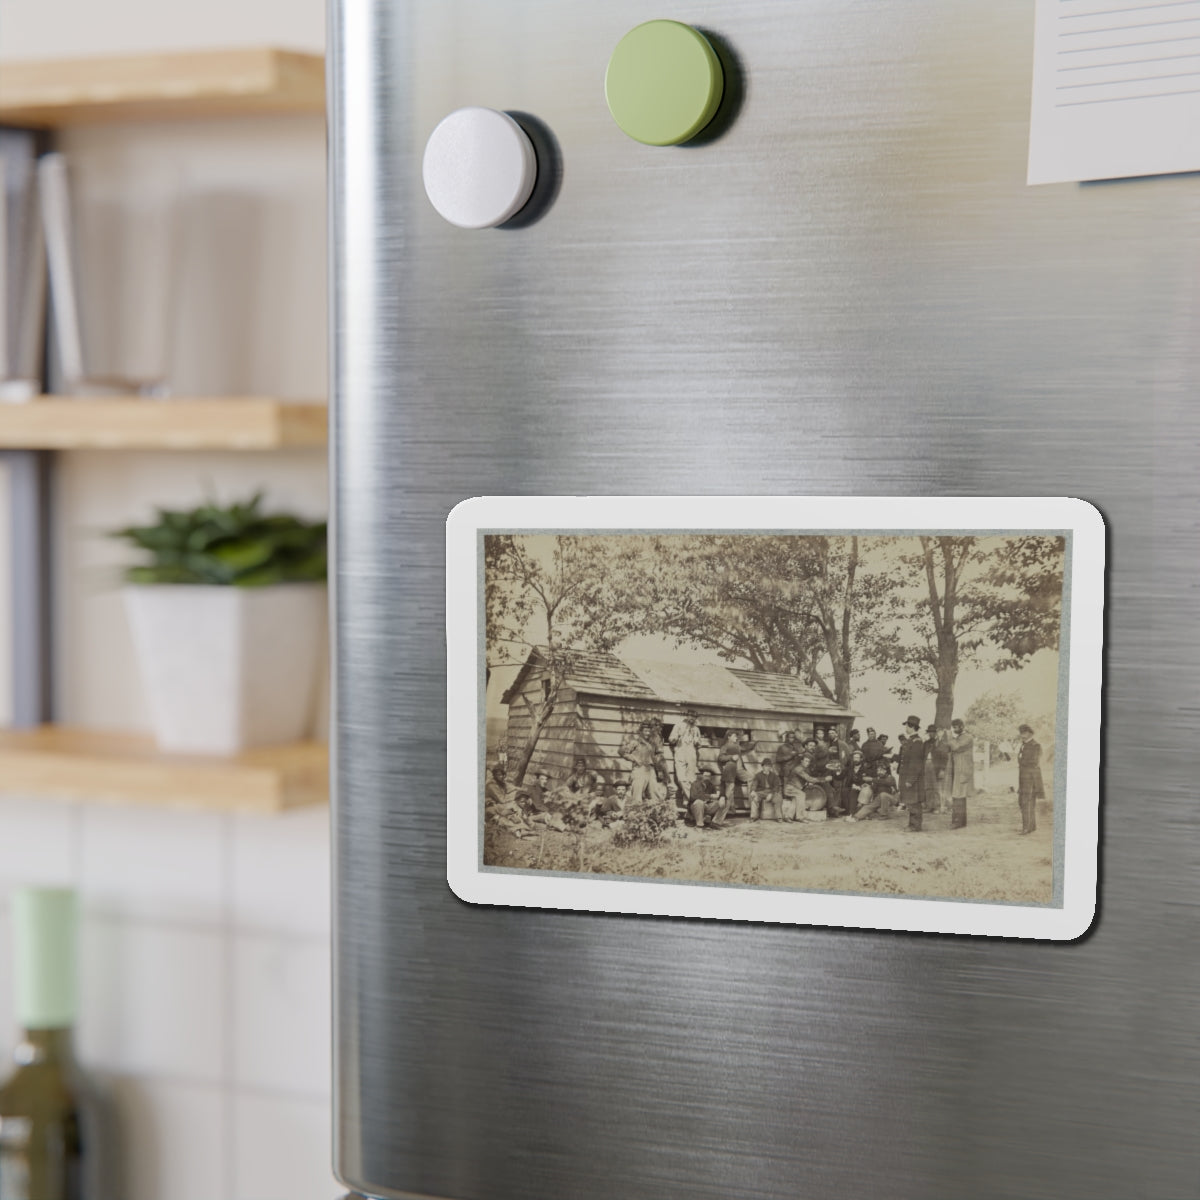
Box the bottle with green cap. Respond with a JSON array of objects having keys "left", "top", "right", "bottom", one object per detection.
[{"left": 0, "top": 888, "right": 96, "bottom": 1200}]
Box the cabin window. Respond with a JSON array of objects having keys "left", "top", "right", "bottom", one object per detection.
[
  {"left": 542, "top": 678, "right": 551, "bottom": 702},
  {"left": 660, "top": 723, "right": 674, "bottom": 745}
]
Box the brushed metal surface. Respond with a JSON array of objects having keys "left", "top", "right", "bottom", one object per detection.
[{"left": 330, "top": 2, "right": 1200, "bottom": 1197}]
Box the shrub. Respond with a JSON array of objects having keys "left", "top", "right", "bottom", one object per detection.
[
  {"left": 611, "top": 803, "right": 676, "bottom": 848},
  {"left": 112, "top": 493, "right": 326, "bottom": 587}
]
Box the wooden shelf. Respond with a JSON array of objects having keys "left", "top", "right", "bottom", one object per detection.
[
  {"left": 0, "top": 397, "right": 327, "bottom": 450},
  {"left": 0, "top": 48, "right": 325, "bottom": 127},
  {"left": 0, "top": 726, "right": 328, "bottom": 813}
]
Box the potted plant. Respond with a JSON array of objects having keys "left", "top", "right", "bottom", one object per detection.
[{"left": 113, "top": 494, "right": 327, "bottom": 755}]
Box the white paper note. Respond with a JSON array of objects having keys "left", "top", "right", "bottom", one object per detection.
[{"left": 1028, "top": 0, "right": 1200, "bottom": 184}]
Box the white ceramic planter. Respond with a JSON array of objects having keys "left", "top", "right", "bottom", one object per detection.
[{"left": 124, "top": 583, "right": 326, "bottom": 755}]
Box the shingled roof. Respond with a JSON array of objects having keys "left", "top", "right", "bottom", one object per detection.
[{"left": 502, "top": 648, "right": 856, "bottom": 719}]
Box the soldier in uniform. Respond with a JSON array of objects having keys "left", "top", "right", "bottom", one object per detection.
[
  {"left": 1017, "top": 723, "right": 1045, "bottom": 834},
  {"left": 619, "top": 722, "right": 664, "bottom": 808},
  {"left": 947, "top": 719, "right": 975, "bottom": 829},
  {"left": 669, "top": 709, "right": 703, "bottom": 797},
  {"left": 898, "top": 716, "right": 927, "bottom": 832}
]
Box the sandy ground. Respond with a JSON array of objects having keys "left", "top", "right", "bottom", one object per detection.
[{"left": 485, "top": 787, "right": 1055, "bottom": 904}]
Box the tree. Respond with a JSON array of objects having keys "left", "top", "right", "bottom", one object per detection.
[
  {"left": 486, "top": 534, "right": 643, "bottom": 785},
  {"left": 636, "top": 534, "right": 897, "bottom": 706},
  {"left": 964, "top": 688, "right": 1026, "bottom": 755},
  {"left": 872, "top": 536, "right": 1065, "bottom": 726}
]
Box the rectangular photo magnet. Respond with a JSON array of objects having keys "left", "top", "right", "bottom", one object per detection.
[{"left": 446, "top": 496, "right": 1104, "bottom": 940}]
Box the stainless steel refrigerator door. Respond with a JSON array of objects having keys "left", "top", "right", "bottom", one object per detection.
[{"left": 329, "top": 2, "right": 1200, "bottom": 1197}]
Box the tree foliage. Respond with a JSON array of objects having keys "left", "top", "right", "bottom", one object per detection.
[
  {"left": 963, "top": 688, "right": 1026, "bottom": 752},
  {"left": 631, "top": 534, "right": 898, "bottom": 706},
  {"left": 868, "top": 536, "right": 1065, "bottom": 725}
]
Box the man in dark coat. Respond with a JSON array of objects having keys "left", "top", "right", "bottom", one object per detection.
[
  {"left": 923, "top": 725, "right": 950, "bottom": 814},
  {"left": 862, "top": 727, "right": 884, "bottom": 764},
  {"left": 1017, "top": 723, "right": 1045, "bottom": 834},
  {"left": 690, "top": 768, "right": 728, "bottom": 830},
  {"left": 750, "top": 760, "right": 780, "bottom": 821},
  {"left": 898, "top": 716, "right": 927, "bottom": 832},
  {"left": 775, "top": 730, "right": 800, "bottom": 786},
  {"left": 717, "top": 730, "right": 746, "bottom": 809}
]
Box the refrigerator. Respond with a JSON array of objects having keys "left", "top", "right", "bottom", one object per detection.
[{"left": 328, "top": 2, "right": 1199, "bottom": 1198}]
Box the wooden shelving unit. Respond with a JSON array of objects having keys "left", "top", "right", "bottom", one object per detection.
[
  {"left": 0, "top": 48, "right": 325, "bottom": 127},
  {"left": 0, "top": 726, "right": 328, "bottom": 813},
  {"left": 0, "top": 397, "right": 327, "bottom": 450},
  {"left": 0, "top": 50, "right": 331, "bottom": 813}
]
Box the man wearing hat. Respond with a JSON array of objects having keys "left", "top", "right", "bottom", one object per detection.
[
  {"left": 1016, "top": 723, "right": 1044, "bottom": 834},
  {"left": 923, "top": 725, "right": 949, "bottom": 815},
  {"left": 947, "top": 718, "right": 974, "bottom": 828},
  {"left": 861, "top": 727, "right": 884, "bottom": 764},
  {"left": 898, "top": 715, "right": 928, "bottom": 832},
  {"left": 669, "top": 709, "right": 703, "bottom": 797},
  {"left": 619, "top": 721, "right": 665, "bottom": 809}
]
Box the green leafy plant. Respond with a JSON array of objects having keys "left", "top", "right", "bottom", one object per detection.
[
  {"left": 112, "top": 494, "right": 327, "bottom": 587},
  {"left": 611, "top": 803, "right": 676, "bottom": 848}
]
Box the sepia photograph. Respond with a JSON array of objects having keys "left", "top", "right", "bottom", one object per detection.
[{"left": 447, "top": 496, "right": 1103, "bottom": 936}]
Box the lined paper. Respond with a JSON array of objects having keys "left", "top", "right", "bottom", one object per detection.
[{"left": 1028, "top": 0, "right": 1200, "bottom": 183}]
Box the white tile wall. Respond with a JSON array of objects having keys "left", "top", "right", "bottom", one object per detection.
[
  {"left": 79, "top": 917, "right": 226, "bottom": 1081},
  {"left": 233, "top": 935, "right": 331, "bottom": 1098},
  {"left": 232, "top": 807, "right": 331, "bottom": 936},
  {"left": 0, "top": 796, "right": 78, "bottom": 885},
  {"left": 107, "top": 1077, "right": 227, "bottom": 1200},
  {"left": 80, "top": 805, "right": 225, "bottom": 924},
  {"left": 0, "top": 800, "right": 334, "bottom": 1197},
  {"left": 232, "top": 1093, "right": 339, "bottom": 1200}
]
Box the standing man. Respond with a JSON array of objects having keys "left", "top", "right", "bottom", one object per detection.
[
  {"left": 898, "top": 716, "right": 928, "bottom": 832},
  {"left": 669, "top": 709, "right": 703, "bottom": 797},
  {"left": 737, "top": 729, "right": 759, "bottom": 797},
  {"left": 717, "top": 729, "right": 748, "bottom": 811},
  {"left": 619, "top": 722, "right": 665, "bottom": 809},
  {"left": 923, "top": 726, "right": 949, "bottom": 814},
  {"left": 1017, "top": 723, "right": 1045, "bottom": 834},
  {"left": 862, "top": 727, "right": 884, "bottom": 764},
  {"left": 947, "top": 718, "right": 975, "bottom": 829},
  {"left": 775, "top": 730, "right": 800, "bottom": 784}
]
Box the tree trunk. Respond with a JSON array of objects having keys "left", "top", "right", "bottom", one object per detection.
[
  {"left": 933, "top": 649, "right": 957, "bottom": 727},
  {"left": 512, "top": 696, "right": 555, "bottom": 786}
]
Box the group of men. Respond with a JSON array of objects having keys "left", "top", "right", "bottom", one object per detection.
[
  {"left": 495, "top": 710, "right": 1046, "bottom": 837},
  {"left": 609, "top": 712, "right": 979, "bottom": 833}
]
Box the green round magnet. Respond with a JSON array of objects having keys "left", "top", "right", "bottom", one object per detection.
[{"left": 605, "top": 20, "right": 724, "bottom": 146}]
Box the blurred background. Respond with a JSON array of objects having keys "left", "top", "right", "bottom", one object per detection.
[{"left": 0, "top": 1, "right": 335, "bottom": 1197}]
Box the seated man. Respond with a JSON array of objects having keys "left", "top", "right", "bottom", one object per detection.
[
  {"left": 516, "top": 770, "right": 554, "bottom": 823},
  {"left": 846, "top": 763, "right": 899, "bottom": 821},
  {"left": 485, "top": 765, "right": 507, "bottom": 807},
  {"left": 751, "top": 759, "right": 780, "bottom": 821},
  {"left": 565, "top": 757, "right": 601, "bottom": 796},
  {"left": 591, "top": 782, "right": 627, "bottom": 822},
  {"left": 690, "top": 768, "right": 728, "bottom": 830}
]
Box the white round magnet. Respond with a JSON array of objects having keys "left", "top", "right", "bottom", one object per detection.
[{"left": 422, "top": 107, "right": 538, "bottom": 230}]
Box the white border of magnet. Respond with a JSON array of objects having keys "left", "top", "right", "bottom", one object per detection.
[{"left": 445, "top": 496, "right": 1105, "bottom": 941}]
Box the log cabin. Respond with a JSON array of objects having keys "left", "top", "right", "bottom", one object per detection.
[{"left": 500, "top": 648, "right": 858, "bottom": 796}]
